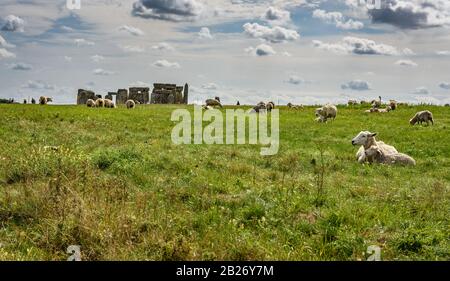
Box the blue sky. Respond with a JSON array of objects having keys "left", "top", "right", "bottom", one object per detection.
[{"left": 1, "top": 0, "right": 450, "bottom": 105}]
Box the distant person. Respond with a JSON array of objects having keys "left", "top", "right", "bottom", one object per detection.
[
  {"left": 31, "top": 98, "right": 36, "bottom": 104},
  {"left": 24, "top": 99, "right": 27, "bottom": 104},
  {"left": 237, "top": 101, "right": 240, "bottom": 106}
]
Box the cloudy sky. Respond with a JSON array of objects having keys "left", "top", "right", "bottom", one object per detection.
[{"left": 1, "top": 0, "right": 450, "bottom": 105}]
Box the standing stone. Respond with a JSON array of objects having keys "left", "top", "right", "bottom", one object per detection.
[{"left": 183, "top": 83, "right": 189, "bottom": 104}]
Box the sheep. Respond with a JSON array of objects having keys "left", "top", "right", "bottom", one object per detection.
[
  {"left": 104, "top": 99, "right": 116, "bottom": 108},
  {"left": 360, "top": 100, "right": 369, "bottom": 105},
  {"left": 365, "top": 145, "right": 416, "bottom": 166},
  {"left": 205, "top": 98, "right": 222, "bottom": 108},
  {"left": 409, "top": 110, "right": 434, "bottom": 126},
  {"left": 39, "top": 96, "right": 53, "bottom": 105},
  {"left": 252, "top": 102, "right": 267, "bottom": 113},
  {"left": 371, "top": 96, "right": 382, "bottom": 109},
  {"left": 95, "top": 98, "right": 105, "bottom": 108},
  {"left": 445, "top": 104, "right": 450, "bottom": 107},
  {"left": 202, "top": 105, "right": 214, "bottom": 110},
  {"left": 287, "top": 102, "right": 302, "bottom": 110},
  {"left": 352, "top": 131, "right": 398, "bottom": 164},
  {"left": 86, "top": 99, "right": 96, "bottom": 108},
  {"left": 315, "top": 104, "right": 337, "bottom": 122},
  {"left": 126, "top": 99, "right": 136, "bottom": 109},
  {"left": 266, "top": 101, "right": 275, "bottom": 112},
  {"left": 348, "top": 100, "right": 358, "bottom": 106},
  {"left": 378, "top": 106, "right": 392, "bottom": 113},
  {"left": 389, "top": 100, "right": 397, "bottom": 110}
]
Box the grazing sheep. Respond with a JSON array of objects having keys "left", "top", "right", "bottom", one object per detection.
[
  {"left": 252, "top": 102, "right": 267, "bottom": 113},
  {"left": 39, "top": 96, "right": 53, "bottom": 105},
  {"left": 365, "top": 145, "right": 416, "bottom": 166},
  {"left": 348, "top": 100, "right": 358, "bottom": 106},
  {"left": 86, "top": 99, "right": 96, "bottom": 108},
  {"left": 205, "top": 98, "right": 222, "bottom": 108},
  {"left": 95, "top": 98, "right": 105, "bottom": 108},
  {"left": 104, "top": 99, "right": 116, "bottom": 108},
  {"left": 389, "top": 100, "right": 397, "bottom": 110},
  {"left": 445, "top": 104, "right": 449, "bottom": 107},
  {"left": 266, "top": 101, "right": 275, "bottom": 112},
  {"left": 371, "top": 96, "right": 382, "bottom": 109},
  {"left": 378, "top": 106, "right": 392, "bottom": 113},
  {"left": 352, "top": 131, "right": 398, "bottom": 164},
  {"left": 409, "top": 110, "right": 434, "bottom": 126},
  {"left": 315, "top": 104, "right": 337, "bottom": 122},
  {"left": 126, "top": 99, "right": 136, "bottom": 109}
]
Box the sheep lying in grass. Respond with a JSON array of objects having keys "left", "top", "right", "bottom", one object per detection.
[
  {"left": 365, "top": 145, "right": 416, "bottom": 166},
  {"left": 86, "top": 99, "right": 96, "bottom": 107},
  {"left": 104, "top": 99, "right": 116, "bottom": 108},
  {"left": 126, "top": 99, "right": 136, "bottom": 109},
  {"left": 389, "top": 100, "right": 397, "bottom": 110},
  {"left": 39, "top": 96, "right": 53, "bottom": 105},
  {"left": 352, "top": 131, "right": 398, "bottom": 164},
  {"left": 315, "top": 104, "right": 337, "bottom": 122},
  {"left": 410, "top": 110, "right": 434, "bottom": 126},
  {"left": 95, "top": 98, "right": 105, "bottom": 108},
  {"left": 287, "top": 102, "right": 302, "bottom": 110},
  {"left": 348, "top": 100, "right": 358, "bottom": 106},
  {"left": 205, "top": 98, "right": 222, "bottom": 108},
  {"left": 365, "top": 106, "right": 392, "bottom": 113},
  {"left": 371, "top": 96, "right": 382, "bottom": 109}
]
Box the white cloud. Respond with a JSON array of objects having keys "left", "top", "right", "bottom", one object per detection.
[
  {"left": 0, "top": 48, "right": 15, "bottom": 59},
  {"left": 75, "top": 38, "right": 95, "bottom": 47},
  {"left": 312, "top": 9, "right": 364, "bottom": 30},
  {"left": 91, "top": 55, "right": 105, "bottom": 63},
  {"left": 120, "top": 45, "right": 145, "bottom": 53},
  {"left": 198, "top": 27, "right": 213, "bottom": 39},
  {"left": 395, "top": 60, "right": 418, "bottom": 67},
  {"left": 411, "top": 87, "right": 430, "bottom": 95},
  {"left": 0, "top": 34, "right": 14, "bottom": 48},
  {"left": 245, "top": 44, "right": 276, "bottom": 56},
  {"left": 64, "top": 56, "right": 72, "bottom": 62},
  {"left": 201, "top": 83, "right": 219, "bottom": 90},
  {"left": 341, "top": 80, "right": 371, "bottom": 91},
  {"left": 129, "top": 81, "right": 150, "bottom": 87},
  {"left": 22, "top": 80, "right": 55, "bottom": 90},
  {"left": 118, "top": 25, "right": 144, "bottom": 36},
  {"left": 153, "top": 59, "right": 181, "bottom": 68},
  {"left": 132, "top": 0, "right": 205, "bottom": 21},
  {"left": 93, "top": 68, "right": 115, "bottom": 76},
  {"left": 243, "top": 23, "right": 300, "bottom": 43},
  {"left": 436, "top": 50, "right": 450, "bottom": 56},
  {"left": 439, "top": 82, "right": 450, "bottom": 90},
  {"left": 313, "top": 37, "right": 410, "bottom": 56},
  {"left": 7, "top": 62, "right": 33, "bottom": 71},
  {"left": 1, "top": 15, "right": 25, "bottom": 32},
  {"left": 152, "top": 42, "right": 175, "bottom": 51},
  {"left": 261, "top": 6, "right": 291, "bottom": 26}
]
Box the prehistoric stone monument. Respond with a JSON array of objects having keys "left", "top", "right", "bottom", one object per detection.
[
  {"left": 151, "top": 83, "right": 188, "bottom": 104},
  {"left": 77, "top": 89, "right": 97, "bottom": 105},
  {"left": 77, "top": 83, "right": 189, "bottom": 105}
]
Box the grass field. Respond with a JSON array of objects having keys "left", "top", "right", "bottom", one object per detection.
[{"left": 0, "top": 104, "right": 448, "bottom": 261}]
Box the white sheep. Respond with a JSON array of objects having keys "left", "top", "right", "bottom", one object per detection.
[
  {"left": 352, "top": 131, "right": 398, "bottom": 164},
  {"left": 86, "top": 99, "right": 96, "bottom": 107},
  {"left": 39, "top": 96, "right": 53, "bottom": 105},
  {"left": 365, "top": 145, "right": 416, "bottom": 166},
  {"left": 205, "top": 98, "right": 222, "bottom": 108},
  {"left": 104, "top": 99, "right": 116, "bottom": 108},
  {"left": 409, "top": 110, "right": 434, "bottom": 126},
  {"left": 95, "top": 98, "right": 105, "bottom": 108},
  {"left": 315, "top": 104, "right": 337, "bottom": 122},
  {"left": 126, "top": 99, "right": 136, "bottom": 109},
  {"left": 348, "top": 100, "right": 358, "bottom": 106}
]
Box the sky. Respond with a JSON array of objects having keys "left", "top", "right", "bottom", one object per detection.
[{"left": 0, "top": 0, "right": 450, "bottom": 105}]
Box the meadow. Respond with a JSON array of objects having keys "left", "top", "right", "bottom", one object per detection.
[{"left": 0, "top": 103, "right": 448, "bottom": 261}]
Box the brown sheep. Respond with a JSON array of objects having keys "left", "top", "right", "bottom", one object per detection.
[{"left": 39, "top": 96, "right": 53, "bottom": 105}]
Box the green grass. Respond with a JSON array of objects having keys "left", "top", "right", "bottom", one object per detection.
[{"left": 0, "top": 104, "right": 448, "bottom": 261}]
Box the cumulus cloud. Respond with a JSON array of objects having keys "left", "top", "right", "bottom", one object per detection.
[
  {"left": 93, "top": 68, "right": 115, "bottom": 76},
  {"left": 74, "top": 38, "right": 95, "bottom": 47},
  {"left": 395, "top": 59, "right": 418, "bottom": 67},
  {"left": 153, "top": 59, "right": 181, "bottom": 68},
  {"left": 0, "top": 35, "right": 14, "bottom": 48},
  {"left": 341, "top": 80, "right": 371, "bottom": 91},
  {"left": 313, "top": 36, "right": 410, "bottom": 56},
  {"left": 118, "top": 25, "right": 144, "bottom": 36},
  {"left": 245, "top": 44, "right": 276, "bottom": 56},
  {"left": 1, "top": 15, "right": 25, "bottom": 32},
  {"left": 243, "top": 23, "right": 300, "bottom": 43},
  {"left": 0, "top": 48, "right": 15, "bottom": 59},
  {"left": 436, "top": 50, "right": 450, "bottom": 56},
  {"left": 120, "top": 45, "right": 145, "bottom": 53},
  {"left": 368, "top": 0, "right": 450, "bottom": 29},
  {"left": 129, "top": 81, "right": 150, "bottom": 87},
  {"left": 198, "top": 27, "right": 213, "bottom": 39},
  {"left": 201, "top": 83, "right": 219, "bottom": 90},
  {"left": 411, "top": 87, "right": 430, "bottom": 95},
  {"left": 261, "top": 6, "right": 291, "bottom": 26},
  {"left": 285, "top": 75, "right": 305, "bottom": 85},
  {"left": 313, "top": 9, "right": 364, "bottom": 30},
  {"left": 439, "top": 82, "right": 450, "bottom": 90},
  {"left": 22, "top": 80, "right": 55, "bottom": 90},
  {"left": 7, "top": 62, "right": 33, "bottom": 70},
  {"left": 152, "top": 42, "right": 174, "bottom": 51},
  {"left": 132, "top": 0, "right": 205, "bottom": 21},
  {"left": 91, "top": 55, "right": 105, "bottom": 62}
]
